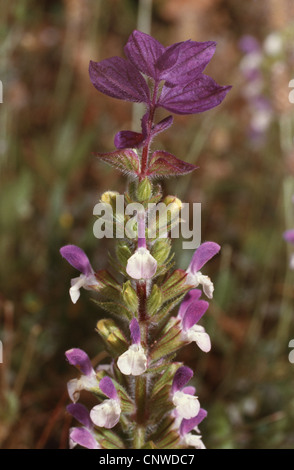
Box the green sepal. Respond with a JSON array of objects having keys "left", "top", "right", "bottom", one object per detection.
[
  {"left": 147, "top": 284, "right": 163, "bottom": 316},
  {"left": 149, "top": 416, "right": 180, "bottom": 449},
  {"left": 150, "top": 363, "right": 181, "bottom": 399},
  {"left": 150, "top": 238, "right": 171, "bottom": 264},
  {"left": 149, "top": 318, "right": 184, "bottom": 362},
  {"left": 96, "top": 318, "right": 129, "bottom": 356},
  {"left": 161, "top": 269, "right": 189, "bottom": 302},
  {"left": 122, "top": 280, "right": 139, "bottom": 313},
  {"left": 155, "top": 430, "right": 180, "bottom": 449},
  {"left": 92, "top": 299, "right": 133, "bottom": 320},
  {"left": 97, "top": 429, "right": 125, "bottom": 449},
  {"left": 136, "top": 177, "right": 152, "bottom": 202},
  {"left": 152, "top": 293, "right": 185, "bottom": 324},
  {"left": 116, "top": 241, "right": 132, "bottom": 267},
  {"left": 142, "top": 441, "right": 157, "bottom": 449}
]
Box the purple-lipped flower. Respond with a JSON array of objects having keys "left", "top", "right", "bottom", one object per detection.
[
  {"left": 126, "top": 211, "right": 157, "bottom": 280},
  {"left": 179, "top": 408, "right": 207, "bottom": 449},
  {"left": 67, "top": 403, "right": 100, "bottom": 449},
  {"left": 65, "top": 348, "right": 99, "bottom": 403},
  {"left": 89, "top": 30, "right": 231, "bottom": 151},
  {"left": 171, "top": 366, "right": 200, "bottom": 419},
  {"left": 60, "top": 245, "right": 101, "bottom": 303},
  {"left": 185, "top": 242, "right": 221, "bottom": 298},
  {"left": 90, "top": 377, "right": 121, "bottom": 429},
  {"left": 117, "top": 318, "right": 147, "bottom": 376},
  {"left": 178, "top": 289, "right": 211, "bottom": 352}
]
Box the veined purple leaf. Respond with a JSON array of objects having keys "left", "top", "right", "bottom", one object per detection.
[
  {"left": 158, "top": 40, "right": 217, "bottom": 85},
  {"left": 124, "top": 30, "right": 165, "bottom": 80},
  {"left": 114, "top": 130, "right": 144, "bottom": 150},
  {"left": 147, "top": 150, "right": 198, "bottom": 178},
  {"left": 95, "top": 149, "right": 140, "bottom": 176},
  {"left": 151, "top": 115, "right": 173, "bottom": 136},
  {"left": 89, "top": 57, "right": 150, "bottom": 103},
  {"left": 159, "top": 74, "right": 232, "bottom": 115}
]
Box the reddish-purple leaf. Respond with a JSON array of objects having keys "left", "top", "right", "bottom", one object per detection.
[
  {"left": 159, "top": 74, "right": 232, "bottom": 115},
  {"left": 147, "top": 150, "right": 198, "bottom": 178},
  {"left": 151, "top": 115, "right": 173, "bottom": 137},
  {"left": 89, "top": 57, "right": 150, "bottom": 103},
  {"left": 95, "top": 149, "right": 140, "bottom": 176},
  {"left": 158, "top": 40, "right": 217, "bottom": 85},
  {"left": 124, "top": 30, "right": 165, "bottom": 80},
  {"left": 114, "top": 130, "right": 144, "bottom": 149}
]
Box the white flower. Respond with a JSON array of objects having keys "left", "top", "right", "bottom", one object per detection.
[
  {"left": 70, "top": 273, "right": 99, "bottom": 304},
  {"left": 117, "top": 344, "right": 147, "bottom": 376},
  {"left": 126, "top": 247, "right": 157, "bottom": 280},
  {"left": 172, "top": 390, "right": 200, "bottom": 419},
  {"left": 185, "top": 271, "right": 214, "bottom": 299},
  {"left": 90, "top": 399, "right": 121, "bottom": 429},
  {"left": 67, "top": 374, "right": 99, "bottom": 403},
  {"left": 183, "top": 325, "right": 211, "bottom": 353},
  {"left": 183, "top": 433, "right": 206, "bottom": 449}
]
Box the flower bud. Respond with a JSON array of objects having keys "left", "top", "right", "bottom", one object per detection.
[
  {"left": 136, "top": 177, "right": 152, "bottom": 202},
  {"left": 100, "top": 191, "right": 120, "bottom": 210},
  {"left": 151, "top": 239, "right": 171, "bottom": 264},
  {"left": 162, "top": 195, "right": 182, "bottom": 210},
  {"left": 122, "top": 281, "right": 139, "bottom": 312},
  {"left": 147, "top": 284, "right": 163, "bottom": 316},
  {"left": 96, "top": 319, "right": 128, "bottom": 355}
]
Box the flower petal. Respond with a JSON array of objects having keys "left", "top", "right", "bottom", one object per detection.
[
  {"left": 99, "top": 377, "right": 117, "bottom": 400},
  {"left": 126, "top": 247, "right": 157, "bottom": 280},
  {"left": 65, "top": 348, "right": 94, "bottom": 376},
  {"left": 89, "top": 57, "right": 150, "bottom": 103},
  {"left": 178, "top": 289, "right": 202, "bottom": 319},
  {"left": 172, "top": 366, "right": 193, "bottom": 393},
  {"left": 60, "top": 245, "right": 93, "bottom": 276},
  {"left": 69, "top": 427, "right": 99, "bottom": 449},
  {"left": 117, "top": 344, "right": 147, "bottom": 376},
  {"left": 67, "top": 403, "right": 93, "bottom": 429},
  {"left": 188, "top": 242, "right": 221, "bottom": 273},
  {"left": 172, "top": 390, "right": 200, "bottom": 419},
  {"left": 185, "top": 325, "right": 211, "bottom": 352},
  {"left": 182, "top": 300, "right": 209, "bottom": 330},
  {"left": 124, "top": 30, "right": 165, "bottom": 79},
  {"left": 180, "top": 408, "right": 208, "bottom": 435},
  {"left": 90, "top": 399, "right": 121, "bottom": 429}
]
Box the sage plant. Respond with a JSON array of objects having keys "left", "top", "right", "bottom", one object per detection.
[{"left": 60, "top": 30, "right": 231, "bottom": 450}]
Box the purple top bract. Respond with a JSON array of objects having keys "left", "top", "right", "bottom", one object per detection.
[{"left": 89, "top": 30, "right": 231, "bottom": 116}]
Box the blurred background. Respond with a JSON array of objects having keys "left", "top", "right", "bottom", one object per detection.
[{"left": 1, "top": 0, "right": 294, "bottom": 449}]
